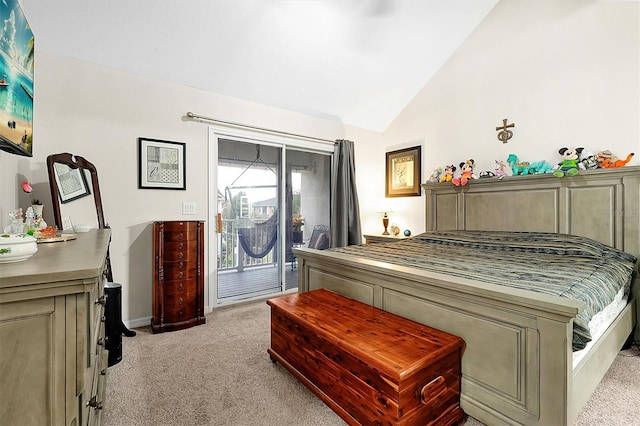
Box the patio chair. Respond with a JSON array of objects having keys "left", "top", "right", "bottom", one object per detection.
[{"left": 307, "top": 224, "right": 331, "bottom": 250}]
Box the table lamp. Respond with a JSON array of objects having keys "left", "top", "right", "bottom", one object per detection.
[{"left": 381, "top": 211, "right": 390, "bottom": 235}]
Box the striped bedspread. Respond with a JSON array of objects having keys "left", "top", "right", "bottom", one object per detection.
[{"left": 330, "top": 231, "right": 637, "bottom": 351}]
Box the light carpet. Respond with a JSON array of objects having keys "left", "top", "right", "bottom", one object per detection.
[{"left": 104, "top": 300, "right": 640, "bottom": 426}]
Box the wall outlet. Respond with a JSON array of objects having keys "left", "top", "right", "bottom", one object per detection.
[{"left": 182, "top": 202, "right": 196, "bottom": 215}]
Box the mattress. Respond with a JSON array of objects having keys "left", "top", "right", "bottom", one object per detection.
[
  {"left": 330, "top": 230, "right": 637, "bottom": 351},
  {"left": 573, "top": 285, "right": 628, "bottom": 366}
]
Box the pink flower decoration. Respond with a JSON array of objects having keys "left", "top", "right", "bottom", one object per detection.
[{"left": 22, "top": 181, "right": 32, "bottom": 193}]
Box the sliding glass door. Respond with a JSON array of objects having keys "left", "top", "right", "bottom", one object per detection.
[
  {"left": 209, "top": 127, "right": 332, "bottom": 307},
  {"left": 216, "top": 139, "right": 282, "bottom": 302},
  {"left": 284, "top": 148, "right": 331, "bottom": 290}
]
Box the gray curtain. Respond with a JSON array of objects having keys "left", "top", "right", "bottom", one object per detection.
[{"left": 331, "top": 139, "right": 362, "bottom": 247}]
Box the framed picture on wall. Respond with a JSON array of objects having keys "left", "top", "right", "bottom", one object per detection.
[
  {"left": 0, "top": 0, "right": 34, "bottom": 158},
  {"left": 385, "top": 145, "right": 422, "bottom": 197},
  {"left": 138, "top": 137, "right": 186, "bottom": 190}
]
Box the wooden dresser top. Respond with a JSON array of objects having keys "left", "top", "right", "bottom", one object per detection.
[{"left": 0, "top": 229, "right": 111, "bottom": 289}]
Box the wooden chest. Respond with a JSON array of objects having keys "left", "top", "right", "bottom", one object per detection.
[
  {"left": 152, "top": 220, "right": 206, "bottom": 333},
  {"left": 267, "top": 289, "right": 464, "bottom": 426}
]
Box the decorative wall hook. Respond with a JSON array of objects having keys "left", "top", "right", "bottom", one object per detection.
[{"left": 496, "top": 119, "right": 515, "bottom": 143}]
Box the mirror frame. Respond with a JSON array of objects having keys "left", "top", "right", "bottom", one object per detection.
[
  {"left": 47, "top": 152, "right": 112, "bottom": 280},
  {"left": 46, "top": 153, "right": 106, "bottom": 230}
]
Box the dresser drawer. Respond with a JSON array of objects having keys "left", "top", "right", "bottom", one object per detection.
[
  {"left": 163, "top": 230, "right": 197, "bottom": 243},
  {"left": 163, "top": 259, "right": 197, "bottom": 275},
  {"left": 163, "top": 291, "right": 197, "bottom": 310},
  {"left": 160, "top": 221, "right": 201, "bottom": 232},
  {"left": 163, "top": 304, "right": 198, "bottom": 324},
  {"left": 163, "top": 279, "right": 197, "bottom": 297},
  {"left": 86, "top": 344, "right": 107, "bottom": 426},
  {"left": 163, "top": 241, "right": 198, "bottom": 258}
]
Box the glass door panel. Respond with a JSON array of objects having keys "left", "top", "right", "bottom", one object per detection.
[
  {"left": 216, "top": 139, "right": 282, "bottom": 303},
  {"left": 285, "top": 148, "right": 331, "bottom": 291}
]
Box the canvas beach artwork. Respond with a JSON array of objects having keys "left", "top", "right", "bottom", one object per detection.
[{"left": 0, "top": 0, "right": 34, "bottom": 157}]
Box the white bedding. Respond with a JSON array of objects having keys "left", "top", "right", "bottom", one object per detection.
[{"left": 573, "top": 287, "right": 628, "bottom": 366}]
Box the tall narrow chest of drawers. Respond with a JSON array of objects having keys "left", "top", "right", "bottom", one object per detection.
[{"left": 152, "top": 221, "right": 206, "bottom": 333}]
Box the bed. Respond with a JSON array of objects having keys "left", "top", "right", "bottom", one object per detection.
[{"left": 294, "top": 166, "right": 640, "bottom": 426}]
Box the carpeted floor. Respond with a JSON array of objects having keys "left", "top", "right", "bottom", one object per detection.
[{"left": 104, "top": 300, "right": 640, "bottom": 426}]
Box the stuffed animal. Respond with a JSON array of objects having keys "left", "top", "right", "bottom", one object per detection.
[
  {"left": 427, "top": 167, "right": 442, "bottom": 183},
  {"left": 553, "top": 147, "right": 585, "bottom": 177},
  {"left": 494, "top": 160, "right": 508, "bottom": 179},
  {"left": 452, "top": 159, "right": 477, "bottom": 186},
  {"left": 581, "top": 152, "right": 599, "bottom": 170},
  {"left": 506, "top": 154, "right": 531, "bottom": 175},
  {"left": 596, "top": 150, "right": 612, "bottom": 166},
  {"left": 528, "top": 160, "right": 554, "bottom": 174},
  {"left": 600, "top": 152, "right": 634, "bottom": 168},
  {"left": 479, "top": 171, "right": 495, "bottom": 178},
  {"left": 439, "top": 164, "right": 456, "bottom": 183}
]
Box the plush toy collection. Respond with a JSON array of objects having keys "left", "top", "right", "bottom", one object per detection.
[{"left": 428, "top": 148, "right": 635, "bottom": 185}]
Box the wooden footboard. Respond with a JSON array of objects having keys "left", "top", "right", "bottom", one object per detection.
[{"left": 295, "top": 250, "right": 636, "bottom": 425}]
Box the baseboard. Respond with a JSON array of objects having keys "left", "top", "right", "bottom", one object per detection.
[{"left": 125, "top": 316, "right": 152, "bottom": 329}]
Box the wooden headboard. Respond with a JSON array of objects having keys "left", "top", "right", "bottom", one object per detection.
[
  {"left": 423, "top": 166, "right": 640, "bottom": 263},
  {"left": 423, "top": 166, "right": 640, "bottom": 341}
]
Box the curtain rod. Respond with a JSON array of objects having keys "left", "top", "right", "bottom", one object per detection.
[{"left": 184, "top": 112, "right": 337, "bottom": 145}]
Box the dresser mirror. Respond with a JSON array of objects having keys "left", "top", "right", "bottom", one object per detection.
[{"left": 46, "top": 152, "right": 109, "bottom": 274}]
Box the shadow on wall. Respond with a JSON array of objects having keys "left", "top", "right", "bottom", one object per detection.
[{"left": 126, "top": 222, "right": 154, "bottom": 326}]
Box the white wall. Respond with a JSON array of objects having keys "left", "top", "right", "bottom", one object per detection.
[
  {"left": 0, "top": 51, "right": 347, "bottom": 325},
  {"left": 343, "top": 125, "right": 387, "bottom": 236},
  {"left": 381, "top": 0, "right": 639, "bottom": 234}
]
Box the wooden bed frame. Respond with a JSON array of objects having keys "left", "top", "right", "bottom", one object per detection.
[{"left": 294, "top": 166, "right": 640, "bottom": 426}]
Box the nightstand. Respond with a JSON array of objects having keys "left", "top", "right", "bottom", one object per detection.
[{"left": 363, "top": 234, "right": 410, "bottom": 244}]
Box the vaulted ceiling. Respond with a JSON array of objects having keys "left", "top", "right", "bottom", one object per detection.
[{"left": 21, "top": 0, "right": 499, "bottom": 131}]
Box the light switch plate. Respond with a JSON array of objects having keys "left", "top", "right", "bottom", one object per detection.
[{"left": 182, "top": 202, "right": 196, "bottom": 215}]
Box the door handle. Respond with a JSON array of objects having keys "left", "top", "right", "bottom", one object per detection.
[{"left": 217, "top": 213, "right": 222, "bottom": 234}]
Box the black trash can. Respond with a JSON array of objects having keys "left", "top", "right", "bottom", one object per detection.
[{"left": 104, "top": 282, "right": 123, "bottom": 367}]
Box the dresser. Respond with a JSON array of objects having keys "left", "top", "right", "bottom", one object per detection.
[
  {"left": 152, "top": 221, "right": 206, "bottom": 333},
  {"left": 0, "top": 230, "right": 111, "bottom": 426}
]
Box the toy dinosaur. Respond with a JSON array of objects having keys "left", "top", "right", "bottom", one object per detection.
[
  {"left": 528, "top": 160, "right": 554, "bottom": 174},
  {"left": 506, "top": 154, "right": 531, "bottom": 175}
]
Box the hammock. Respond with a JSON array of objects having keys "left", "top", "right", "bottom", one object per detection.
[
  {"left": 237, "top": 212, "right": 278, "bottom": 258},
  {"left": 224, "top": 145, "right": 279, "bottom": 259}
]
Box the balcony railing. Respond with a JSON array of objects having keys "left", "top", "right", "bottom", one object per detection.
[{"left": 217, "top": 219, "right": 277, "bottom": 271}]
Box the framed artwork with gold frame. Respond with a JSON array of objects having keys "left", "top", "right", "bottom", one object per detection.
[{"left": 385, "top": 145, "right": 421, "bottom": 197}]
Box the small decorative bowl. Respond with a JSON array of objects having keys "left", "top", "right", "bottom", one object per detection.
[
  {"left": 0, "top": 233, "right": 38, "bottom": 263},
  {"left": 73, "top": 224, "right": 91, "bottom": 233}
]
